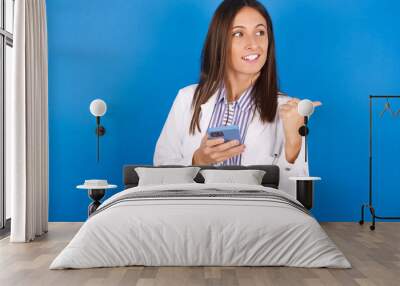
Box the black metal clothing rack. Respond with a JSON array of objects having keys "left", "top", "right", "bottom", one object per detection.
[{"left": 359, "top": 95, "right": 400, "bottom": 230}]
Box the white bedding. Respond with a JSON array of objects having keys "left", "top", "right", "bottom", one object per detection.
[{"left": 50, "top": 183, "right": 351, "bottom": 269}]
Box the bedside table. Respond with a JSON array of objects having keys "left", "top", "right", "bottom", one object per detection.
[
  {"left": 77, "top": 180, "right": 117, "bottom": 216},
  {"left": 289, "top": 176, "right": 321, "bottom": 210}
]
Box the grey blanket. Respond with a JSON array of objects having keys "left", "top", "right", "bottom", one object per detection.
[
  {"left": 50, "top": 183, "right": 351, "bottom": 269},
  {"left": 92, "top": 188, "right": 310, "bottom": 217}
]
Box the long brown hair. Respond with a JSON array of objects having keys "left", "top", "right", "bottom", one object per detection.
[{"left": 189, "top": 0, "right": 279, "bottom": 135}]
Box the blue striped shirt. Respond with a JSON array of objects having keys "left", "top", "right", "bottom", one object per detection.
[{"left": 208, "top": 84, "right": 255, "bottom": 165}]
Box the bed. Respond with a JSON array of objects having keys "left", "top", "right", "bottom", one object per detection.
[{"left": 50, "top": 165, "right": 350, "bottom": 269}]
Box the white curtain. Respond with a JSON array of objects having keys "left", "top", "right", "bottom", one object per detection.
[{"left": 7, "top": 0, "right": 48, "bottom": 242}]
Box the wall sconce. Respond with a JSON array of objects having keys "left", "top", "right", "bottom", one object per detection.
[
  {"left": 297, "top": 99, "right": 315, "bottom": 163},
  {"left": 89, "top": 99, "right": 107, "bottom": 162},
  {"left": 289, "top": 99, "right": 321, "bottom": 211}
]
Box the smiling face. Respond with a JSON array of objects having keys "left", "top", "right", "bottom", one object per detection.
[{"left": 226, "top": 7, "right": 268, "bottom": 80}]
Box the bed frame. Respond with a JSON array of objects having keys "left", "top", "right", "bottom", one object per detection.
[{"left": 123, "top": 165, "right": 280, "bottom": 189}]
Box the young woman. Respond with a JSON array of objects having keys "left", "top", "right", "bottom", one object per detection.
[{"left": 153, "top": 0, "right": 321, "bottom": 196}]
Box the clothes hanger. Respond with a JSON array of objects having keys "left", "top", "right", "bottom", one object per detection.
[{"left": 379, "top": 97, "right": 396, "bottom": 118}]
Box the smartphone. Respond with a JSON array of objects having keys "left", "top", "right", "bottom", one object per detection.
[{"left": 207, "top": 125, "right": 241, "bottom": 142}]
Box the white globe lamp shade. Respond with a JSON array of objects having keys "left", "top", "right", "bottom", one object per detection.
[
  {"left": 298, "top": 99, "right": 314, "bottom": 117},
  {"left": 90, "top": 99, "right": 107, "bottom": 117}
]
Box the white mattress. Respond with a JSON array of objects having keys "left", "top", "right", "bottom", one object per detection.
[{"left": 50, "top": 183, "right": 351, "bottom": 269}]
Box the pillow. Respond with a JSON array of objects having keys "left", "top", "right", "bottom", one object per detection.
[
  {"left": 200, "top": 169, "right": 266, "bottom": 185},
  {"left": 135, "top": 167, "right": 201, "bottom": 186}
]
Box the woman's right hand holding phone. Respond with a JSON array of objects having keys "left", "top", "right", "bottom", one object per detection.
[{"left": 192, "top": 135, "right": 245, "bottom": 165}]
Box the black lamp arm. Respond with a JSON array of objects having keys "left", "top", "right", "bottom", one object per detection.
[
  {"left": 298, "top": 116, "right": 309, "bottom": 163},
  {"left": 95, "top": 116, "right": 106, "bottom": 163},
  {"left": 95, "top": 116, "right": 106, "bottom": 136}
]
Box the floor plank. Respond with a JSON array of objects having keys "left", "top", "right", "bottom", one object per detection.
[{"left": 0, "top": 222, "right": 399, "bottom": 286}]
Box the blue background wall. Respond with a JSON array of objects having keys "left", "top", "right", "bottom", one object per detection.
[{"left": 47, "top": 0, "right": 400, "bottom": 222}]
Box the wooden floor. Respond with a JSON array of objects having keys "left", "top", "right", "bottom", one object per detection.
[{"left": 0, "top": 222, "right": 399, "bottom": 286}]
